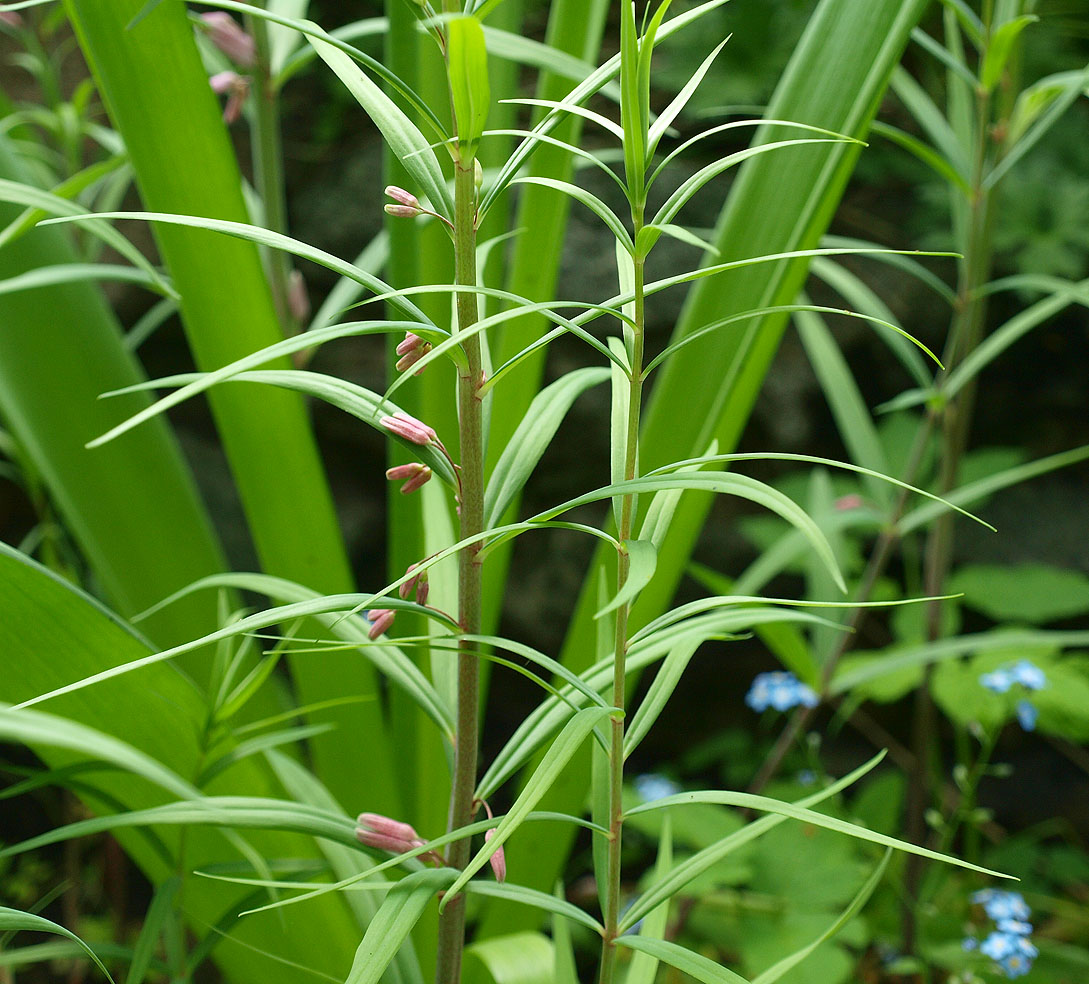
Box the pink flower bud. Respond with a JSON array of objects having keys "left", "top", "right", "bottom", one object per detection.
[
  {"left": 385, "top": 462, "right": 432, "bottom": 495},
  {"left": 209, "top": 71, "right": 249, "bottom": 125},
  {"left": 396, "top": 332, "right": 427, "bottom": 357},
  {"left": 355, "top": 813, "right": 425, "bottom": 853},
  {"left": 0, "top": 11, "right": 24, "bottom": 27},
  {"left": 485, "top": 829, "right": 506, "bottom": 882},
  {"left": 366, "top": 609, "right": 395, "bottom": 640},
  {"left": 385, "top": 203, "right": 422, "bottom": 218},
  {"left": 398, "top": 562, "right": 430, "bottom": 604},
  {"left": 380, "top": 412, "right": 437, "bottom": 446},
  {"left": 394, "top": 332, "right": 432, "bottom": 375},
  {"left": 385, "top": 186, "right": 421, "bottom": 209},
  {"left": 200, "top": 12, "right": 256, "bottom": 68},
  {"left": 288, "top": 269, "right": 310, "bottom": 322},
  {"left": 834, "top": 494, "right": 864, "bottom": 511}
]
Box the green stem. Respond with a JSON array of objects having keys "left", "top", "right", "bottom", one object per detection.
[
  {"left": 598, "top": 233, "right": 646, "bottom": 984},
  {"left": 247, "top": 13, "right": 296, "bottom": 334},
  {"left": 435, "top": 160, "right": 484, "bottom": 984}
]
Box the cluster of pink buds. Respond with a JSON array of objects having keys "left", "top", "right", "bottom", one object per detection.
[
  {"left": 386, "top": 462, "right": 432, "bottom": 495},
  {"left": 399, "top": 562, "right": 430, "bottom": 606},
  {"left": 366, "top": 608, "right": 395, "bottom": 640},
  {"left": 395, "top": 332, "right": 432, "bottom": 375},
  {"left": 355, "top": 813, "right": 444, "bottom": 866},
  {"left": 380, "top": 411, "right": 438, "bottom": 447},
  {"left": 200, "top": 13, "right": 255, "bottom": 124},
  {"left": 384, "top": 186, "right": 423, "bottom": 218}
]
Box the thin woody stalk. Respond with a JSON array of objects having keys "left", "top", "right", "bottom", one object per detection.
[
  {"left": 598, "top": 217, "right": 646, "bottom": 984},
  {"left": 434, "top": 160, "right": 484, "bottom": 984}
]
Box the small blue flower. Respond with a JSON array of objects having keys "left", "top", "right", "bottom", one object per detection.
[
  {"left": 1015, "top": 700, "right": 1038, "bottom": 732},
  {"left": 745, "top": 671, "right": 819, "bottom": 712},
  {"left": 997, "top": 919, "right": 1033, "bottom": 936},
  {"left": 797, "top": 769, "right": 817, "bottom": 787},
  {"left": 634, "top": 774, "right": 681, "bottom": 803},
  {"left": 980, "top": 669, "right": 1014, "bottom": 693},
  {"left": 1009, "top": 660, "right": 1046, "bottom": 691},
  {"left": 980, "top": 931, "right": 1018, "bottom": 961},
  {"left": 962, "top": 936, "right": 979, "bottom": 951},
  {"left": 972, "top": 890, "right": 1031, "bottom": 922}
]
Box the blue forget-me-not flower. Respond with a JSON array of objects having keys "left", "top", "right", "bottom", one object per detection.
[{"left": 745, "top": 671, "right": 819, "bottom": 712}]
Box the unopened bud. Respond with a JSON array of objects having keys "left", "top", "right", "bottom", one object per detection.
[
  {"left": 209, "top": 71, "right": 249, "bottom": 124},
  {"left": 834, "top": 494, "right": 864, "bottom": 511},
  {"left": 384, "top": 186, "right": 422, "bottom": 218},
  {"left": 474, "top": 158, "right": 483, "bottom": 193},
  {"left": 381, "top": 411, "right": 437, "bottom": 446},
  {"left": 385, "top": 462, "right": 432, "bottom": 495},
  {"left": 200, "top": 12, "right": 256, "bottom": 68},
  {"left": 485, "top": 829, "right": 506, "bottom": 882},
  {"left": 0, "top": 11, "right": 24, "bottom": 27},
  {"left": 287, "top": 269, "right": 310, "bottom": 323},
  {"left": 366, "top": 609, "right": 395, "bottom": 640},
  {"left": 355, "top": 812, "right": 424, "bottom": 853},
  {"left": 398, "top": 562, "right": 430, "bottom": 605}
]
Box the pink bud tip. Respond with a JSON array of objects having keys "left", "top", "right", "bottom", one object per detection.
[
  {"left": 485, "top": 829, "right": 506, "bottom": 882},
  {"left": 834, "top": 494, "right": 864, "bottom": 511},
  {"left": 0, "top": 11, "right": 24, "bottom": 26},
  {"left": 288, "top": 270, "right": 310, "bottom": 322},
  {"left": 366, "top": 609, "right": 395, "bottom": 640},
  {"left": 380, "top": 412, "right": 437, "bottom": 446},
  {"left": 209, "top": 70, "right": 242, "bottom": 94},
  {"left": 396, "top": 332, "right": 426, "bottom": 356},
  {"left": 200, "top": 12, "right": 256, "bottom": 68},
  {"left": 398, "top": 562, "right": 430, "bottom": 602},
  {"left": 385, "top": 186, "right": 421, "bottom": 209},
  {"left": 385, "top": 463, "right": 432, "bottom": 495},
  {"left": 385, "top": 203, "right": 422, "bottom": 219}
]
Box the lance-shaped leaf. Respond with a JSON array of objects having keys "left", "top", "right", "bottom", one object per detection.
[
  {"left": 448, "top": 15, "right": 490, "bottom": 164},
  {"left": 0, "top": 908, "right": 117, "bottom": 984},
  {"left": 309, "top": 33, "right": 453, "bottom": 220}
]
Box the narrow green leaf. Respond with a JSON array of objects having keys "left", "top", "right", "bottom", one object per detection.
[
  {"left": 0, "top": 908, "right": 117, "bottom": 984},
  {"left": 125, "top": 877, "right": 180, "bottom": 984},
  {"left": 465, "top": 884, "right": 603, "bottom": 934},
  {"left": 869, "top": 120, "right": 970, "bottom": 192},
  {"left": 624, "top": 815, "right": 674, "bottom": 984},
  {"left": 512, "top": 175, "right": 633, "bottom": 252},
  {"left": 448, "top": 15, "right": 490, "bottom": 164},
  {"left": 980, "top": 15, "right": 1037, "bottom": 92},
  {"left": 624, "top": 639, "right": 700, "bottom": 758},
  {"left": 483, "top": 366, "right": 609, "bottom": 527},
  {"left": 344, "top": 870, "right": 457, "bottom": 984},
  {"left": 751, "top": 850, "right": 891, "bottom": 984},
  {"left": 307, "top": 34, "right": 453, "bottom": 220},
  {"left": 646, "top": 37, "right": 729, "bottom": 158},
  {"left": 595, "top": 539, "right": 657, "bottom": 619},
  {"left": 616, "top": 938, "right": 750, "bottom": 984},
  {"left": 442, "top": 706, "right": 619, "bottom": 907}
]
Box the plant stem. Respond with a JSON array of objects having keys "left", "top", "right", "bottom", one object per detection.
[
  {"left": 598, "top": 230, "right": 646, "bottom": 984},
  {"left": 435, "top": 159, "right": 484, "bottom": 984},
  {"left": 247, "top": 13, "right": 296, "bottom": 335}
]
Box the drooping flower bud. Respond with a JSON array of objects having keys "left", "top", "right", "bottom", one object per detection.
[
  {"left": 355, "top": 812, "right": 425, "bottom": 853},
  {"left": 398, "top": 562, "right": 430, "bottom": 606},
  {"left": 485, "top": 829, "right": 506, "bottom": 882},
  {"left": 208, "top": 71, "right": 250, "bottom": 125},
  {"left": 394, "top": 332, "right": 432, "bottom": 374},
  {"left": 385, "top": 462, "right": 432, "bottom": 495},
  {"left": 366, "top": 608, "right": 395, "bottom": 640},
  {"left": 200, "top": 12, "right": 256, "bottom": 68},
  {"left": 380, "top": 411, "right": 437, "bottom": 446},
  {"left": 384, "top": 186, "right": 423, "bottom": 218}
]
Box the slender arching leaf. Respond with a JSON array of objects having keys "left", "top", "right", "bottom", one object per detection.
[
  {"left": 751, "top": 850, "right": 891, "bottom": 984},
  {"left": 344, "top": 870, "right": 458, "bottom": 984},
  {"left": 106, "top": 369, "right": 458, "bottom": 487},
  {"left": 308, "top": 34, "right": 453, "bottom": 220},
  {"left": 511, "top": 175, "right": 633, "bottom": 253},
  {"left": 615, "top": 938, "right": 751, "bottom": 984},
  {"left": 0, "top": 908, "right": 117, "bottom": 984},
  {"left": 529, "top": 472, "right": 846, "bottom": 594},
  {"left": 41, "top": 211, "right": 434, "bottom": 327},
  {"left": 623, "top": 639, "right": 700, "bottom": 759},
  {"left": 441, "top": 706, "right": 619, "bottom": 908},
  {"left": 595, "top": 539, "right": 657, "bottom": 619},
  {"left": 123, "top": 877, "right": 180, "bottom": 984},
  {"left": 646, "top": 36, "right": 730, "bottom": 158},
  {"left": 484, "top": 366, "right": 610, "bottom": 527}
]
